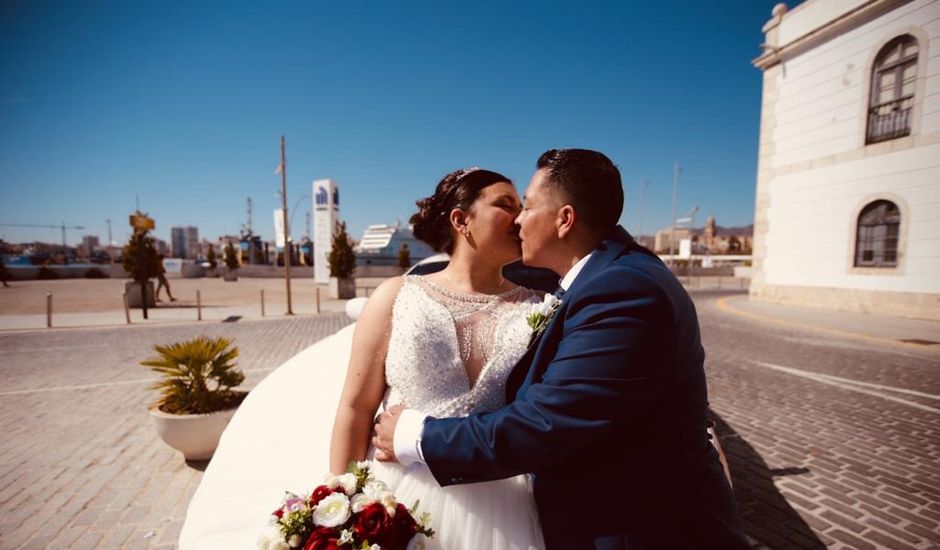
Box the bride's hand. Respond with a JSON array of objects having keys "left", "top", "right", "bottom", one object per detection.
[{"left": 372, "top": 404, "right": 404, "bottom": 462}]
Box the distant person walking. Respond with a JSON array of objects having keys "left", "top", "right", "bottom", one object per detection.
[
  {"left": 0, "top": 257, "right": 10, "bottom": 287},
  {"left": 154, "top": 255, "right": 176, "bottom": 302}
]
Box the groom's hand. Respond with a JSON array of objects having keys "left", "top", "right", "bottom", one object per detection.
[{"left": 372, "top": 404, "right": 404, "bottom": 462}]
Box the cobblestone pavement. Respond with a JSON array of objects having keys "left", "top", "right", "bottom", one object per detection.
[
  {"left": 0, "top": 314, "right": 351, "bottom": 549},
  {"left": 699, "top": 290, "right": 940, "bottom": 550},
  {"left": 1, "top": 291, "right": 938, "bottom": 549}
]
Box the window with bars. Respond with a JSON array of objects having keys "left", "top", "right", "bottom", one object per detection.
[
  {"left": 854, "top": 200, "right": 900, "bottom": 267},
  {"left": 866, "top": 35, "right": 918, "bottom": 144}
]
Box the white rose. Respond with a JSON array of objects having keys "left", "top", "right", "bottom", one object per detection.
[
  {"left": 380, "top": 491, "right": 398, "bottom": 516},
  {"left": 287, "top": 534, "right": 301, "bottom": 548},
  {"left": 326, "top": 472, "right": 358, "bottom": 495},
  {"left": 313, "top": 493, "right": 351, "bottom": 527},
  {"left": 362, "top": 480, "right": 388, "bottom": 499},
  {"left": 256, "top": 526, "right": 289, "bottom": 550},
  {"left": 350, "top": 493, "right": 372, "bottom": 513}
]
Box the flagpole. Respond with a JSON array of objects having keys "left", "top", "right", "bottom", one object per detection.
[
  {"left": 281, "top": 135, "right": 293, "bottom": 315},
  {"left": 670, "top": 162, "right": 679, "bottom": 268}
]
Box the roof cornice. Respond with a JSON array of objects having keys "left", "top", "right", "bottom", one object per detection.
[{"left": 752, "top": 0, "right": 912, "bottom": 70}]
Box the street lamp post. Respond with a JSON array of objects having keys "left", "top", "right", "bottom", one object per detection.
[{"left": 279, "top": 136, "right": 293, "bottom": 315}]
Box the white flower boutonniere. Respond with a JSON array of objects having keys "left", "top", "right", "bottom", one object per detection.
[{"left": 526, "top": 293, "right": 562, "bottom": 340}]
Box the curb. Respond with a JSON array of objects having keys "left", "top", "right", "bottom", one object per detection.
[{"left": 714, "top": 295, "right": 940, "bottom": 354}]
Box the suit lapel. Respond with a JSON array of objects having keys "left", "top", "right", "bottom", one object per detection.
[{"left": 507, "top": 229, "right": 635, "bottom": 401}]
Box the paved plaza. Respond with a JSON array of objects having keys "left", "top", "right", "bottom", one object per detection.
[{"left": 0, "top": 282, "right": 938, "bottom": 549}]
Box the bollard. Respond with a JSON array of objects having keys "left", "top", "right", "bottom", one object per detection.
[
  {"left": 261, "top": 289, "right": 265, "bottom": 317},
  {"left": 197, "top": 290, "right": 203, "bottom": 321},
  {"left": 123, "top": 292, "right": 131, "bottom": 324},
  {"left": 717, "top": 276, "right": 722, "bottom": 289},
  {"left": 316, "top": 286, "right": 321, "bottom": 314},
  {"left": 46, "top": 293, "right": 52, "bottom": 328}
]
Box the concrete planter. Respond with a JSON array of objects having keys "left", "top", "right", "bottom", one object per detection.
[
  {"left": 223, "top": 268, "right": 238, "bottom": 282},
  {"left": 124, "top": 281, "right": 155, "bottom": 308},
  {"left": 733, "top": 266, "right": 752, "bottom": 279},
  {"left": 329, "top": 277, "right": 356, "bottom": 299},
  {"left": 148, "top": 398, "right": 244, "bottom": 460}
]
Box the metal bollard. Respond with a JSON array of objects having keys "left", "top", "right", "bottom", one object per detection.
[
  {"left": 123, "top": 292, "right": 131, "bottom": 324},
  {"left": 197, "top": 290, "right": 203, "bottom": 321},
  {"left": 316, "top": 286, "right": 321, "bottom": 314},
  {"left": 46, "top": 293, "right": 52, "bottom": 328},
  {"left": 261, "top": 289, "right": 265, "bottom": 317}
]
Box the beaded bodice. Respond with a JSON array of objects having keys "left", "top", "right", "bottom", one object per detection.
[{"left": 383, "top": 275, "right": 539, "bottom": 417}]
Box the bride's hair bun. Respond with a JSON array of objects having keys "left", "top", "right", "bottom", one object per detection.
[{"left": 410, "top": 168, "right": 511, "bottom": 253}]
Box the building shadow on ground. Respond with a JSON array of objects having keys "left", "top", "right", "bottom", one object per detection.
[{"left": 710, "top": 410, "right": 825, "bottom": 549}]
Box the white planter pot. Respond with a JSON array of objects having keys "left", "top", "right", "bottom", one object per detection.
[
  {"left": 732, "top": 266, "right": 752, "bottom": 279},
  {"left": 329, "top": 277, "right": 356, "bottom": 299},
  {"left": 124, "top": 281, "right": 155, "bottom": 308},
  {"left": 149, "top": 404, "right": 241, "bottom": 460}
]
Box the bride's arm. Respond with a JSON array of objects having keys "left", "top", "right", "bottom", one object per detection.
[{"left": 329, "top": 277, "right": 403, "bottom": 474}]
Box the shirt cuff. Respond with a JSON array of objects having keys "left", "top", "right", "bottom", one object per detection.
[{"left": 393, "top": 409, "right": 428, "bottom": 466}]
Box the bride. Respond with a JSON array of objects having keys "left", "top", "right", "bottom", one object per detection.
[
  {"left": 329, "top": 167, "right": 545, "bottom": 549},
  {"left": 178, "top": 167, "right": 546, "bottom": 549}
]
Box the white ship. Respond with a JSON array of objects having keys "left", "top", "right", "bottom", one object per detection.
[{"left": 354, "top": 224, "right": 436, "bottom": 266}]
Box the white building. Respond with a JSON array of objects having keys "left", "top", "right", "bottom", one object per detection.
[
  {"left": 751, "top": 0, "right": 940, "bottom": 320},
  {"left": 170, "top": 226, "right": 199, "bottom": 260},
  {"left": 355, "top": 224, "right": 435, "bottom": 266}
]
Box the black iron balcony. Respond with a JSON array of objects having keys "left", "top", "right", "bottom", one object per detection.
[{"left": 866, "top": 96, "right": 913, "bottom": 144}]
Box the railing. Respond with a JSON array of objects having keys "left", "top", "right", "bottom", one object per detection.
[{"left": 866, "top": 96, "right": 913, "bottom": 144}]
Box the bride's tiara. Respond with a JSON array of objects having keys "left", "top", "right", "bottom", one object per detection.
[{"left": 454, "top": 166, "right": 481, "bottom": 181}]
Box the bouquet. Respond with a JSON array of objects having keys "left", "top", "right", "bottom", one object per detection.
[{"left": 258, "top": 461, "right": 434, "bottom": 550}]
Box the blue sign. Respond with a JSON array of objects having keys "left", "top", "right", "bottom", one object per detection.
[{"left": 315, "top": 186, "right": 329, "bottom": 209}]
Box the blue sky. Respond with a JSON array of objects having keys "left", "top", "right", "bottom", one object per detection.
[{"left": 0, "top": 1, "right": 790, "bottom": 247}]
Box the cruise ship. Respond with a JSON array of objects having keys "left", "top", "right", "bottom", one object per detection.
[{"left": 354, "top": 224, "right": 436, "bottom": 266}]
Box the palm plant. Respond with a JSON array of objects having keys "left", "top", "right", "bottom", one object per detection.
[{"left": 141, "top": 336, "right": 246, "bottom": 415}]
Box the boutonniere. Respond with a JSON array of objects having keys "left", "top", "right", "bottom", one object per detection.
[{"left": 526, "top": 293, "right": 562, "bottom": 341}]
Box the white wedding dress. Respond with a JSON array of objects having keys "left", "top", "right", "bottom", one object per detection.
[{"left": 179, "top": 275, "right": 545, "bottom": 550}]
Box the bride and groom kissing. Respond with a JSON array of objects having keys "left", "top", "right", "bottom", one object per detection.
[{"left": 331, "top": 149, "right": 749, "bottom": 550}]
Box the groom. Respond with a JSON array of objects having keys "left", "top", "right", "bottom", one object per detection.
[{"left": 375, "top": 149, "right": 749, "bottom": 549}]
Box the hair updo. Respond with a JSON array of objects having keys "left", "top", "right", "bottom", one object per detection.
[{"left": 410, "top": 168, "right": 512, "bottom": 254}]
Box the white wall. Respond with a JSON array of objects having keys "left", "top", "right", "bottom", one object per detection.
[
  {"left": 764, "top": 142, "right": 940, "bottom": 293},
  {"left": 769, "top": 0, "right": 940, "bottom": 170}
]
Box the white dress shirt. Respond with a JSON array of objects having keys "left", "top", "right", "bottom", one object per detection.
[{"left": 393, "top": 253, "right": 594, "bottom": 466}]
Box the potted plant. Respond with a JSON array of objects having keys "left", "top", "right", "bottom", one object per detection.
[
  {"left": 223, "top": 241, "right": 239, "bottom": 282},
  {"left": 397, "top": 242, "right": 411, "bottom": 272},
  {"left": 121, "top": 227, "right": 160, "bottom": 307},
  {"left": 141, "top": 336, "right": 248, "bottom": 460},
  {"left": 327, "top": 221, "right": 356, "bottom": 299},
  {"left": 206, "top": 244, "right": 219, "bottom": 277}
]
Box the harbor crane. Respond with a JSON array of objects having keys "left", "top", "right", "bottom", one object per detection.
[{"left": 0, "top": 222, "right": 85, "bottom": 248}]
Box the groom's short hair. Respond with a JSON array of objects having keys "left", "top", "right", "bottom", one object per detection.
[{"left": 537, "top": 148, "right": 624, "bottom": 237}]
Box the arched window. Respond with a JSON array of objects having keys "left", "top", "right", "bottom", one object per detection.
[
  {"left": 855, "top": 200, "right": 900, "bottom": 267},
  {"left": 867, "top": 35, "right": 918, "bottom": 144}
]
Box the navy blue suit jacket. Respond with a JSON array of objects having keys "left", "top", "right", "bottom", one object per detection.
[{"left": 420, "top": 228, "right": 749, "bottom": 549}]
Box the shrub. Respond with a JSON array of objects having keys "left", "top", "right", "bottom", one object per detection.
[
  {"left": 37, "top": 266, "right": 59, "bottom": 279},
  {"left": 327, "top": 221, "right": 356, "bottom": 278}
]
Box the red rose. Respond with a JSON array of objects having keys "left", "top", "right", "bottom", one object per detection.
[
  {"left": 353, "top": 502, "right": 392, "bottom": 543},
  {"left": 309, "top": 485, "right": 334, "bottom": 507},
  {"left": 385, "top": 504, "right": 419, "bottom": 548},
  {"left": 272, "top": 507, "right": 284, "bottom": 519},
  {"left": 304, "top": 526, "right": 341, "bottom": 550}
]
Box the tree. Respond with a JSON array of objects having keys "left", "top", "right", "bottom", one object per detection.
[
  {"left": 397, "top": 242, "right": 411, "bottom": 269},
  {"left": 223, "top": 242, "right": 240, "bottom": 270},
  {"left": 327, "top": 221, "right": 356, "bottom": 278},
  {"left": 206, "top": 244, "right": 218, "bottom": 270},
  {"left": 122, "top": 229, "right": 160, "bottom": 283}
]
